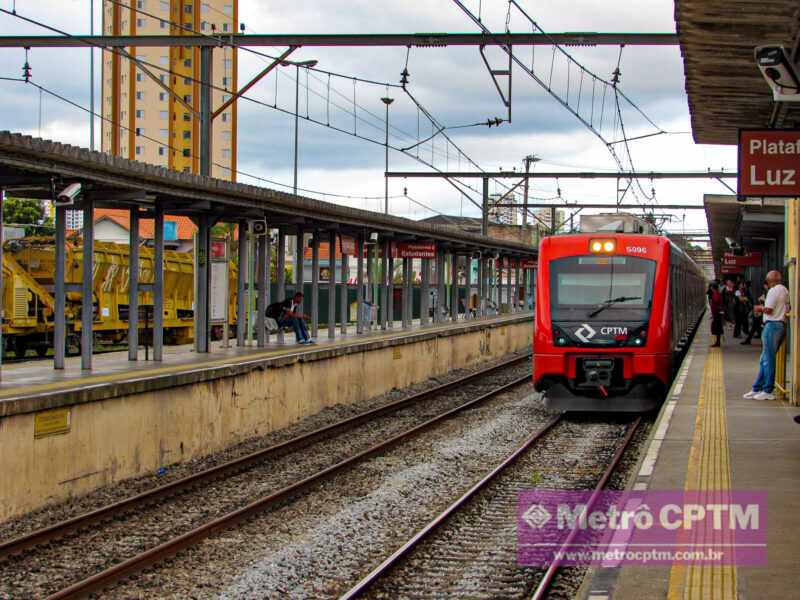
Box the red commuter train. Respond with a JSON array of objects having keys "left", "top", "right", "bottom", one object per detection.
[{"left": 534, "top": 230, "right": 706, "bottom": 412}]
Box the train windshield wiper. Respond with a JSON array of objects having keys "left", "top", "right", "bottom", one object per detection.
[{"left": 587, "top": 296, "right": 641, "bottom": 318}]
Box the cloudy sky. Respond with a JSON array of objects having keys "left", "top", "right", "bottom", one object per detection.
[{"left": 0, "top": 0, "right": 737, "bottom": 235}]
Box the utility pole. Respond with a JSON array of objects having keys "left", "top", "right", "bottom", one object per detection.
[
  {"left": 521, "top": 154, "right": 539, "bottom": 227},
  {"left": 482, "top": 177, "right": 489, "bottom": 236},
  {"left": 381, "top": 96, "right": 394, "bottom": 214},
  {"left": 289, "top": 60, "right": 319, "bottom": 195},
  {"left": 293, "top": 65, "right": 299, "bottom": 195},
  {"left": 89, "top": 0, "right": 94, "bottom": 151}
]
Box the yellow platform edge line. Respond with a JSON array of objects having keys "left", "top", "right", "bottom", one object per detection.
[{"left": 667, "top": 348, "right": 737, "bottom": 600}]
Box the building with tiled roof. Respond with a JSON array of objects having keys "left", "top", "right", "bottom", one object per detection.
[{"left": 93, "top": 208, "right": 196, "bottom": 252}]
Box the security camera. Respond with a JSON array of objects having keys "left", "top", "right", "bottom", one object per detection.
[
  {"left": 56, "top": 182, "right": 82, "bottom": 206},
  {"left": 755, "top": 45, "right": 800, "bottom": 101}
]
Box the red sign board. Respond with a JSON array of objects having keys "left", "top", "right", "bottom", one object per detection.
[
  {"left": 738, "top": 129, "right": 800, "bottom": 197},
  {"left": 339, "top": 235, "right": 356, "bottom": 256},
  {"left": 723, "top": 251, "right": 762, "bottom": 267},
  {"left": 396, "top": 242, "right": 436, "bottom": 258},
  {"left": 721, "top": 265, "right": 742, "bottom": 274},
  {"left": 210, "top": 239, "right": 227, "bottom": 260},
  {"left": 519, "top": 258, "right": 537, "bottom": 269}
]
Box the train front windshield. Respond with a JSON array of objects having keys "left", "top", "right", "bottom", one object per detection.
[{"left": 549, "top": 255, "right": 656, "bottom": 320}]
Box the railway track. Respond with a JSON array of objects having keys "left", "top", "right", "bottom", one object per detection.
[
  {"left": 339, "top": 414, "right": 642, "bottom": 600},
  {"left": 0, "top": 352, "right": 532, "bottom": 600}
]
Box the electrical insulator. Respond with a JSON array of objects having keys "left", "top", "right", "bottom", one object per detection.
[
  {"left": 400, "top": 68, "right": 410, "bottom": 87},
  {"left": 22, "top": 61, "right": 31, "bottom": 82}
]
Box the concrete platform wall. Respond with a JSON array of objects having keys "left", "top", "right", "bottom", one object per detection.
[{"left": 0, "top": 318, "right": 531, "bottom": 522}]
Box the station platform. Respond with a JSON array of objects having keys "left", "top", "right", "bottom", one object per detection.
[
  {"left": 582, "top": 325, "right": 800, "bottom": 600},
  {"left": 0, "top": 312, "right": 532, "bottom": 522},
  {"left": 0, "top": 313, "right": 530, "bottom": 416}
]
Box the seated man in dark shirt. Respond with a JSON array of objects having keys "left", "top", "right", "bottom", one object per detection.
[{"left": 266, "top": 292, "right": 314, "bottom": 344}]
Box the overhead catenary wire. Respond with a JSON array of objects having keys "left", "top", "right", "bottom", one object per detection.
[
  {"left": 0, "top": 7, "right": 488, "bottom": 206},
  {"left": 0, "top": 75, "right": 414, "bottom": 204},
  {"left": 96, "top": 1, "right": 517, "bottom": 205}
]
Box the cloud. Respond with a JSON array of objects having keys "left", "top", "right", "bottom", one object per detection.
[{"left": 0, "top": 0, "right": 736, "bottom": 237}]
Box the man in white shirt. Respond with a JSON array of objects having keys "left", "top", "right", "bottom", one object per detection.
[{"left": 743, "top": 271, "right": 790, "bottom": 400}]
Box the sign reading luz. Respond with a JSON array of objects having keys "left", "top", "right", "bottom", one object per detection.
[{"left": 739, "top": 129, "right": 800, "bottom": 197}]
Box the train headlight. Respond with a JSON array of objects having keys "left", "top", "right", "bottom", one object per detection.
[{"left": 589, "top": 239, "right": 616, "bottom": 253}]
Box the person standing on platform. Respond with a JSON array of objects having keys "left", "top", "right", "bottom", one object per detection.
[
  {"left": 733, "top": 280, "right": 751, "bottom": 338},
  {"left": 708, "top": 281, "right": 724, "bottom": 347},
  {"left": 744, "top": 271, "right": 790, "bottom": 401},
  {"left": 742, "top": 280, "right": 767, "bottom": 345}
]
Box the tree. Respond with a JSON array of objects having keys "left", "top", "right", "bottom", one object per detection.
[{"left": 3, "top": 197, "right": 43, "bottom": 225}]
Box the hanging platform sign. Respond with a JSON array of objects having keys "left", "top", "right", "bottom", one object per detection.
[
  {"left": 738, "top": 129, "right": 800, "bottom": 197},
  {"left": 397, "top": 242, "right": 436, "bottom": 258},
  {"left": 339, "top": 235, "right": 356, "bottom": 256},
  {"left": 723, "top": 251, "right": 762, "bottom": 267},
  {"left": 520, "top": 258, "right": 537, "bottom": 269}
]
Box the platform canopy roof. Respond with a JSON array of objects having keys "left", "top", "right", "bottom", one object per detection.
[
  {"left": 675, "top": 0, "right": 800, "bottom": 144},
  {"left": 703, "top": 194, "right": 784, "bottom": 276},
  {"left": 0, "top": 132, "right": 535, "bottom": 257}
]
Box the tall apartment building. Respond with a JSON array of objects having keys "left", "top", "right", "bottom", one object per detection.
[
  {"left": 102, "top": 0, "right": 238, "bottom": 180},
  {"left": 488, "top": 193, "right": 518, "bottom": 226}
]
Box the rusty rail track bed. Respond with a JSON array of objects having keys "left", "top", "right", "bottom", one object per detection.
[
  {"left": 341, "top": 415, "right": 643, "bottom": 600},
  {"left": 0, "top": 353, "right": 532, "bottom": 600}
]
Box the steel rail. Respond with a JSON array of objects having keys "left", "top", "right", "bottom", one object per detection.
[
  {"left": 339, "top": 412, "right": 565, "bottom": 600},
  {"left": 0, "top": 353, "right": 531, "bottom": 561},
  {"left": 39, "top": 370, "right": 533, "bottom": 599},
  {"left": 0, "top": 33, "right": 679, "bottom": 49},
  {"left": 339, "top": 415, "right": 642, "bottom": 599},
  {"left": 529, "top": 416, "right": 643, "bottom": 600}
]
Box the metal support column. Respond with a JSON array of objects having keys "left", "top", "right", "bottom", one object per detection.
[
  {"left": 465, "top": 254, "right": 472, "bottom": 319},
  {"left": 295, "top": 226, "right": 304, "bottom": 298},
  {"left": 420, "top": 257, "right": 430, "bottom": 326},
  {"left": 514, "top": 262, "right": 521, "bottom": 312},
  {"left": 450, "top": 253, "right": 459, "bottom": 322},
  {"left": 482, "top": 177, "right": 489, "bottom": 236},
  {"left": 402, "top": 257, "right": 411, "bottom": 329},
  {"left": 387, "top": 253, "right": 394, "bottom": 328},
  {"left": 311, "top": 230, "right": 319, "bottom": 338},
  {"left": 356, "top": 232, "right": 364, "bottom": 334},
  {"left": 523, "top": 268, "right": 530, "bottom": 312},
  {"left": 194, "top": 216, "right": 209, "bottom": 352},
  {"left": 340, "top": 249, "right": 348, "bottom": 336},
  {"left": 497, "top": 257, "right": 504, "bottom": 312},
  {"left": 380, "top": 239, "right": 389, "bottom": 330},
  {"left": 477, "top": 255, "right": 485, "bottom": 318},
  {"left": 265, "top": 227, "right": 272, "bottom": 344},
  {"left": 54, "top": 205, "right": 66, "bottom": 369},
  {"left": 199, "top": 46, "right": 213, "bottom": 176},
  {"left": 276, "top": 229, "right": 286, "bottom": 343},
  {"left": 128, "top": 207, "right": 139, "bottom": 360},
  {"left": 0, "top": 190, "right": 3, "bottom": 375},
  {"left": 435, "top": 248, "right": 445, "bottom": 324},
  {"left": 328, "top": 230, "right": 336, "bottom": 339},
  {"left": 81, "top": 197, "right": 94, "bottom": 369},
  {"left": 236, "top": 221, "right": 248, "bottom": 346},
  {"left": 153, "top": 203, "right": 164, "bottom": 361},
  {"left": 365, "top": 242, "right": 373, "bottom": 330},
  {"left": 256, "top": 232, "right": 267, "bottom": 347}
]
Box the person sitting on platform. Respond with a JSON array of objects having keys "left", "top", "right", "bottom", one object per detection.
[
  {"left": 266, "top": 292, "right": 314, "bottom": 345},
  {"left": 743, "top": 270, "right": 789, "bottom": 401}
]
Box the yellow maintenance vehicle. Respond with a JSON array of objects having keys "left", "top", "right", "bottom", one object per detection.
[{"left": 2, "top": 238, "right": 237, "bottom": 358}]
